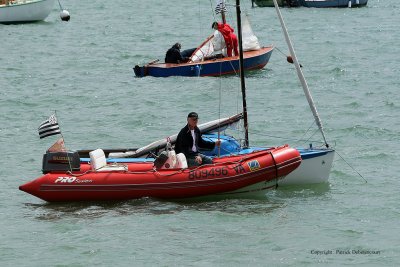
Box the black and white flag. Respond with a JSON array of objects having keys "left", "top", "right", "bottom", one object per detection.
[
  {"left": 38, "top": 114, "right": 61, "bottom": 139},
  {"left": 215, "top": 0, "right": 227, "bottom": 15}
]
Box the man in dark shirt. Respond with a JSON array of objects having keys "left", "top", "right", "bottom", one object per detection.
[
  {"left": 175, "top": 112, "right": 220, "bottom": 167},
  {"left": 165, "top": 43, "right": 190, "bottom": 64}
]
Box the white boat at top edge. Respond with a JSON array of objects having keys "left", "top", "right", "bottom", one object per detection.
[{"left": 0, "top": 0, "right": 55, "bottom": 23}]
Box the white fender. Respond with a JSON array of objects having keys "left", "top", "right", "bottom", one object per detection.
[{"left": 175, "top": 153, "right": 188, "bottom": 169}]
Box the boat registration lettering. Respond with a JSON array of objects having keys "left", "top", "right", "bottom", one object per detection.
[
  {"left": 189, "top": 167, "right": 228, "bottom": 179},
  {"left": 233, "top": 164, "right": 246, "bottom": 174},
  {"left": 54, "top": 176, "right": 92, "bottom": 184}
]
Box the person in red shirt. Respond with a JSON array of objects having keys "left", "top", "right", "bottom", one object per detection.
[{"left": 212, "top": 21, "right": 239, "bottom": 57}]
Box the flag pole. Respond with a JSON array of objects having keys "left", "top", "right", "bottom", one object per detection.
[
  {"left": 54, "top": 110, "right": 67, "bottom": 151},
  {"left": 53, "top": 110, "right": 74, "bottom": 172}
]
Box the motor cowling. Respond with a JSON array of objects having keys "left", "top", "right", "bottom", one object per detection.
[{"left": 42, "top": 151, "right": 80, "bottom": 173}]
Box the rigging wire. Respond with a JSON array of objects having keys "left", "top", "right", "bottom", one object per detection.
[
  {"left": 217, "top": 56, "right": 224, "bottom": 157},
  {"left": 208, "top": 1, "right": 365, "bottom": 185},
  {"left": 199, "top": 0, "right": 203, "bottom": 42},
  {"left": 297, "top": 120, "right": 317, "bottom": 144},
  {"left": 275, "top": 46, "right": 290, "bottom": 58},
  {"left": 334, "top": 150, "right": 367, "bottom": 183},
  {"left": 246, "top": 128, "right": 327, "bottom": 147},
  {"left": 209, "top": 0, "right": 218, "bottom": 22}
]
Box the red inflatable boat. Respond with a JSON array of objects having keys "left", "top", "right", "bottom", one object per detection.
[{"left": 19, "top": 145, "right": 301, "bottom": 202}]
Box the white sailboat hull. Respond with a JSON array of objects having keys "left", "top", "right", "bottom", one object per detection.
[
  {"left": 279, "top": 149, "right": 335, "bottom": 185},
  {"left": 0, "top": 0, "right": 55, "bottom": 23}
]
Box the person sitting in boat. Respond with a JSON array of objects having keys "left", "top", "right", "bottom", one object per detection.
[
  {"left": 165, "top": 43, "right": 192, "bottom": 64},
  {"left": 212, "top": 21, "right": 239, "bottom": 57},
  {"left": 175, "top": 112, "right": 221, "bottom": 167}
]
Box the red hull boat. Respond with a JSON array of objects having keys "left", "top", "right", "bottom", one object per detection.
[{"left": 20, "top": 146, "right": 301, "bottom": 202}]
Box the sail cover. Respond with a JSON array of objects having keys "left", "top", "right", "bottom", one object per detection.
[{"left": 190, "top": 14, "right": 261, "bottom": 62}]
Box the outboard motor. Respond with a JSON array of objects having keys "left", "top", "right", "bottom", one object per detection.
[{"left": 42, "top": 151, "right": 80, "bottom": 173}]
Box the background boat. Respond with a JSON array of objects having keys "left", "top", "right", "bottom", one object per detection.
[
  {"left": 134, "top": 7, "right": 273, "bottom": 77},
  {"left": 134, "top": 46, "right": 273, "bottom": 77},
  {"left": 252, "top": 0, "right": 368, "bottom": 8},
  {"left": 0, "top": 0, "right": 55, "bottom": 23},
  {"left": 300, "top": 0, "right": 368, "bottom": 7},
  {"left": 253, "top": 0, "right": 288, "bottom": 7}
]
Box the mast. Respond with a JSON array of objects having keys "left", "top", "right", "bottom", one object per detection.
[
  {"left": 215, "top": 0, "right": 248, "bottom": 147},
  {"left": 235, "top": 0, "right": 249, "bottom": 147},
  {"left": 272, "top": 0, "right": 329, "bottom": 147}
]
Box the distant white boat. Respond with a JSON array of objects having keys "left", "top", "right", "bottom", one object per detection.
[{"left": 0, "top": 0, "right": 55, "bottom": 23}]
